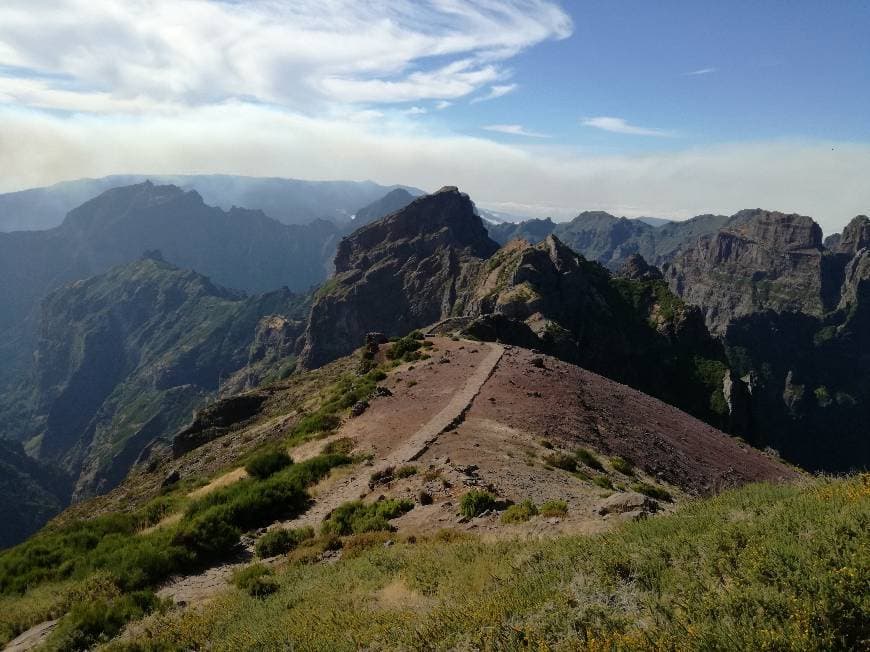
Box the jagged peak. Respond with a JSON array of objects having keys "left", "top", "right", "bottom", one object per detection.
[{"left": 723, "top": 208, "right": 822, "bottom": 251}]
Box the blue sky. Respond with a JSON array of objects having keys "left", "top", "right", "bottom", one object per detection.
[
  {"left": 0, "top": 1, "right": 868, "bottom": 231},
  {"left": 445, "top": 2, "right": 870, "bottom": 151}
]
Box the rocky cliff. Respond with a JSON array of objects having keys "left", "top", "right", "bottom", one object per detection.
[{"left": 299, "top": 187, "right": 499, "bottom": 368}]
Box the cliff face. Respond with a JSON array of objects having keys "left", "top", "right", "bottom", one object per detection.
[
  {"left": 663, "top": 210, "right": 833, "bottom": 334},
  {"left": 299, "top": 187, "right": 499, "bottom": 368}
]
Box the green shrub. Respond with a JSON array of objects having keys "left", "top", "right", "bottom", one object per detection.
[
  {"left": 387, "top": 334, "right": 423, "bottom": 361},
  {"left": 321, "top": 499, "right": 414, "bottom": 537},
  {"left": 290, "top": 412, "right": 341, "bottom": 440},
  {"left": 542, "top": 452, "right": 577, "bottom": 472},
  {"left": 609, "top": 456, "right": 634, "bottom": 475},
  {"left": 232, "top": 564, "right": 279, "bottom": 598},
  {"left": 255, "top": 527, "right": 315, "bottom": 558},
  {"left": 418, "top": 490, "right": 433, "bottom": 505},
  {"left": 592, "top": 476, "right": 614, "bottom": 490},
  {"left": 245, "top": 450, "right": 292, "bottom": 479},
  {"left": 539, "top": 500, "right": 568, "bottom": 517},
  {"left": 632, "top": 482, "right": 673, "bottom": 502},
  {"left": 46, "top": 590, "right": 162, "bottom": 651},
  {"left": 172, "top": 508, "right": 241, "bottom": 562},
  {"left": 395, "top": 465, "right": 418, "bottom": 479},
  {"left": 501, "top": 500, "right": 538, "bottom": 524},
  {"left": 137, "top": 496, "right": 180, "bottom": 529},
  {"left": 575, "top": 448, "right": 604, "bottom": 471},
  {"left": 459, "top": 490, "right": 497, "bottom": 518}
]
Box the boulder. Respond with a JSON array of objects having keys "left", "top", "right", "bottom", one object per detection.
[{"left": 596, "top": 491, "right": 660, "bottom": 516}]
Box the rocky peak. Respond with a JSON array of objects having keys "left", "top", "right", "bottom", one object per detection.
[
  {"left": 725, "top": 209, "right": 822, "bottom": 251},
  {"left": 835, "top": 215, "right": 870, "bottom": 254},
  {"left": 352, "top": 188, "right": 416, "bottom": 227},
  {"left": 618, "top": 254, "right": 663, "bottom": 281}
]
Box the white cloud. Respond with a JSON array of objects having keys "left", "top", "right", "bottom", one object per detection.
[
  {"left": 0, "top": 0, "right": 572, "bottom": 111},
  {"left": 581, "top": 116, "right": 675, "bottom": 137},
  {"left": 435, "top": 100, "right": 453, "bottom": 110},
  {"left": 483, "top": 124, "right": 549, "bottom": 138},
  {"left": 685, "top": 67, "right": 717, "bottom": 76},
  {"left": 471, "top": 83, "right": 518, "bottom": 103},
  {"left": 404, "top": 106, "right": 427, "bottom": 115},
  {"left": 1, "top": 104, "right": 867, "bottom": 236}
]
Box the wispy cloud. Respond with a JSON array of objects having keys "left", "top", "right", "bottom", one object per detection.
[
  {"left": 471, "top": 84, "right": 518, "bottom": 103},
  {"left": 0, "top": 0, "right": 572, "bottom": 111},
  {"left": 403, "top": 106, "right": 427, "bottom": 115},
  {"left": 435, "top": 100, "right": 453, "bottom": 110},
  {"left": 581, "top": 116, "right": 675, "bottom": 137},
  {"left": 684, "top": 67, "right": 717, "bottom": 76},
  {"left": 483, "top": 124, "right": 549, "bottom": 138}
]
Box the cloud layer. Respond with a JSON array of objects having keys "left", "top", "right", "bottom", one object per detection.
[
  {"left": 581, "top": 116, "right": 674, "bottom": 137},
  {"left": 0, "top": 0, "right": 571, "bottom": 111},
  {"left": 2, "top": 105, "right": 867, "bottom": 235}
]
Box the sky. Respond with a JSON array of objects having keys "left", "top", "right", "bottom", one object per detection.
[{"left": 0, "top": 0, "right": 868, "bottom": 233}]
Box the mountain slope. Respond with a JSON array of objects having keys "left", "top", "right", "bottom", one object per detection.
[
  {"left": 350, "top": 188, "right": 417, "bottom": 226},
  {"left": 7, "top": 255, "right": 309, "bottom": 504},
  {"left": 0, "top": 175, "right": 422, "bottom": 231}
]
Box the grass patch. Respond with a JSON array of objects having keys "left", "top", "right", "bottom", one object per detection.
[
  {"left": 500, "top": 500, "right": 538, "bottom": 524},
  {"left": 255, "top": 526, "right": 315, "bottom": 558},
  {"left": 542, "top": 452, "right": 577, "bottom": 472},
  {"left": 539, "top": 500, "right": 568, "bottom": 517},
  {"left": 631, "top": 482, "right": 673, "bottom": 502},
  {"left": 592, "top": 476, "right": 614, "bottom": 490},
  {"left": 245, "top": 450, "right": 292, "bottom": 479},
  {"left": 232, "top": 564, "right": 278, "bottom": 597},
  {"left": 609, "top": 456, "right": 634, "bottom": 475},
  {"left": 575, "top": 448, "right": 604, "bottom": 471},
  {"left": 321, "top": 499, "right": 414, "bottom": 537},
  {"left": 459, "top": 490, "right": 497, "bottom": 518},
  {"left": 395, "top": 465, "right": 418, "bottom": 479}
]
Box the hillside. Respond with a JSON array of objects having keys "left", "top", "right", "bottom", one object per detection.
[
  {"left": 0, "top": 332, "right": 805, "bottom": 650},
  {"left": 1, "top": 255, "right": 309, "bottom": 524}
]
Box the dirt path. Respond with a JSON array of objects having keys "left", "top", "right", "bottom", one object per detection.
[
  {"left": 155, "top": 342, "right": 503, "bottom": 605},
  {"left": 3, "top": 619, "right": 58, "bottom": 652},
  {"left": 279, "top": 342, "right": 504, "bottom": 529}
]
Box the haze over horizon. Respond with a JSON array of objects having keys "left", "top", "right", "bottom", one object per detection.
[{"left": 1, "top": 1, "right": 868, "bottom": 233}]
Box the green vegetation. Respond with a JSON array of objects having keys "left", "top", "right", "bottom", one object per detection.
[
  {"left": 575, "top": 448, "right": 605, "bottom": 471},
  {"left": 232, "top": 564, "right": 279, "bottom": 598},
  {"left": 321, "top": 499, "right": 414, "bottom": 536},
  {"left": 244, "top": 450, "right": 292, "bottom": 479},
  {"left": 0, "top": 453, "right": 350, "bottom": 646},
  {"left": 395, "top": 465, "right": 418, "bottom": 479},
  {"left": 592, "top": 476, "right": 615, "bottom": 490},
  {"left": 386, "top": 332, "right": 425, "bottom": 362},
  {"left": 500, "top": 500, "right": 538, "bottom": 524},
  {"left": 459, "top": 490, "right": 497, "bottom": 518},
  {"left": 255, "top": 526, "right": 315, "bottom": 558},
  {"left": 632, "top": 482, "right": 673, "bottom": 502},
  {"left": 542, "top": 451, "right": 577, "bottom": 472},
  {"left": 120, "top": 476, "right": 869, "bottom": 651},
  {"left": 539, "top": 500, "right": 568, "bottom": 517},
  {"left": 609, "top": 456, "right": 634, "bottom": 475}
]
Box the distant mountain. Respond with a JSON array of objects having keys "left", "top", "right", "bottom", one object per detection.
[
  {"left": 0, "top": 175, "right": 423, "bottom": 231},
  {"left": 6, "top": 255, "right": 309, "bottom": 502},
  {"left": 0, "top": 181, "right": 340, "bottom": 394},
  {"left": 350, "top": 188, "right": 418, "bottom": 226},
  {"left": 485, "top": 211, "right": 728, "bottom": 270}
]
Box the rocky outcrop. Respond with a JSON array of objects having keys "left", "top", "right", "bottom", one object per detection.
[
  {"left": 831, "top": 215, "right": 870, "bottom": 255},
  {"left": 299, "top": 187, "right": 499, "bottom": 368},
  {"left": 663, "top": 209, "right": 832, "bottom": 334},
  {"left": 618, "top": 254, "right": 663, "bottom": 281},
  {"left": 173, "top": 392, "right": 270, "bottom": 458}
]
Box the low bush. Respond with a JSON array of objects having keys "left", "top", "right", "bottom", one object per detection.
[
  {"left": 232, "top": 564, "right": 279, "bottom": 598},
  {"left": 632, "top": 482, "right": 673, "bottom": 502},
  {"left": 245, "top": 450, "right": 293, "bottom": 479},
  {"left": 387, "top": 334, "right": 423, "bottom": 362},
  {"left": 500, "top": 500, "right": 538, "bottom": 524},
  {"left": 45, "top": 590, "right": 162, "bottom": 651},
  {"left": 539, "top": 500, "right": 568, "bottom": 517},
  {"left": 321, "top": 437, "right": 355, "bottom": 456},
  {"left": 395, "top": 465, "right": 418, "bottom": 479},
  {"left": 575, "top": 448, "right": 604, "bottom": 471},
  {"left": 459, "top": 490, "right": 496, "bottom": 518},
  {"left": 609, "top": 456, "right": 634, "bottom": 475},
  {"left": 542, "top": 452, "right": 577, "bottom": 472},
  {"left": 592, "top": 476, "right": 614, "bottom": 490},
  {"left": 418, "top": 491, "right": 433, "bottom": 505},
  {"left": 255, "top": 527, "right": 315, "bottom": 558},
  {"left": 321, "top": 499, "right": 414, "bottom": 537},
  {"left": 342, "top": 531, "right": 393, "bottom": 558},
  {"left": 369, "top": 466, "right": 395, "bottom": 487}
]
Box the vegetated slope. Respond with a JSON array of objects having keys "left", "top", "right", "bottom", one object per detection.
[
  {"left": 665, "top": 212, "right": 870, "bottom": 471},
  {"left": 0, "top": 174, "right": 421, "bottom": 231},
  {"left": 486, "top": 211, "right": 728, "bottom": 270},
  {"left": 0, "top": 439, "right": 72, "bottom": 549},
  {"left": 119, "top": 475, "right": 869, "bottom": 652},
  {"left": 0, "top": 330, "right": 802, "bottom": 650},
  {"left": 302, "top": 188, "right": 733, "bottom": 432},
  {"left": 5, "top": 254, "right": 309, "bottom": 508}
]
